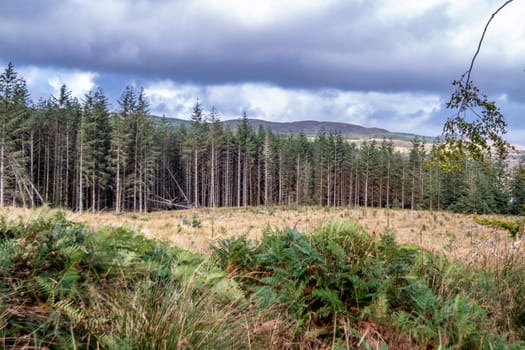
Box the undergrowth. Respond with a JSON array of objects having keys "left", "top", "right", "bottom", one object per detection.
[
  {"left": 0, "top": 209, "right": 267, "bottom": 349},
  {"left": 212, "top": 221, "right": 525, "bottom": 349},
  {"left": 1, "top": 208, "right": 524, "bottom": 349}
]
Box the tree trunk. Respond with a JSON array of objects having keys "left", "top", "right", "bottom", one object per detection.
[
  {"left": 115, "top": 147, "right": 121, "bottom": 213},
  {"left": 237, "top": 144, "right": 241, "bottom": 207},
  {"left": 78, "top": 142, "right": 83, "bottom": 213},
  {"left": 0, "top": 142, "right": 4, "bottom": 207},
  {"left": 192, "top": 148, "right": 198, "bottom": 207},
  {"left": 92, "top": 170, "right": 96, "bottom": 212},
  {"left": 243, "top": 151, "right": 248, "bottom": 207},
  {"left": 296, "top": 157, "right": 300, "bottom": 205},
  {"left": 264, "top": 130, "right": 270, "bottom": 205}
]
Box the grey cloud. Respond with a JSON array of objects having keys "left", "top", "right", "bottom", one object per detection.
[{"left": 0, "top": 0, "right": 482, "bottom": 93}]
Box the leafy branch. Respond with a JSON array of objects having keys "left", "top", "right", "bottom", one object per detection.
[{"left": 438, "top": 0, "right": 515, "bottom": 172}]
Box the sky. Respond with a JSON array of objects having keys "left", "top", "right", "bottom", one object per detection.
[{"left": 1, "top": 0, "right": 524, "bottom": 143}]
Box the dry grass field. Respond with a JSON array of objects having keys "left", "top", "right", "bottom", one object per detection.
[{"left": 1, "top": 205, "right": 521, "bottom": 265}]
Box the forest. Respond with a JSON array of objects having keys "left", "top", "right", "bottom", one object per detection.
[{"left": 1, "top": 62, "right": 524, "bottom": 215}]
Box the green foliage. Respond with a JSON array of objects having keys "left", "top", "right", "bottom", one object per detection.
[
  {"left": 510, "top": 159, "right": 525, "bottom": 215},
  {"left": 438, "top": 79, "right": 512, "bottom": 173},
  {"left": 0, "top": 210, "right": 255, "bottom": 349},
  {"left": 212, "top": 220, "right": 525, "bottom": 348},
  {"left": 2, "top": 209, "right": 525, "bottom": 349},
  {"left": 474, "top": 215, "right": 523, "bottom": 238},
  {"left": 0, "top": 63, "right": 520, "bottom": 215}
]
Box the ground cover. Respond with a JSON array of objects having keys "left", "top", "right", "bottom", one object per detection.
[{"left": 0, "top": 206, "right": 523, "bottom": 348}]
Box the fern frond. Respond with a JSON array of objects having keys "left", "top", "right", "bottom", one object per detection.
[
  {"left": 55, "top": 298, "right": 86, "bottom": 324},
  {"left": 0, "top": 238, "right": 20, "bottom": 276}
]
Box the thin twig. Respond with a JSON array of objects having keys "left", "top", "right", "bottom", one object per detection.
[{"left": 464, "top": 0, "right": 515, "bottom": 85}]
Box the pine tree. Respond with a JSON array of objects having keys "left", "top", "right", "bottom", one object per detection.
[
  {"left": 184, "top": 100, "right": 207, "bottom": 207},
  {"left": 379, "top": 139, "right": 394, "bottom": 208},
  {"left": 77, "top": 88, "right": 111, "bottom": 212},
  {"left": 510, "top": 159, "right": 525, "bottom": 215},
  {"left": 132, "top": 89, "right": 158, "bottom": 212},
  {"left": 0, "top": 62, "right": 32, "bottom": 207},
  {"left": 222, "top": 126, "right": 235, "bottom": 207},
  {"left": 207, "top": 107, "right": 223, "bottom": 208},
  {"left": 236, "top": 112, "right": 254, "bottom": 207},
  {"left": 423, "top": 143, "right": 444, "bottom": 211},
  {"left": 33, "top": 85, "right": 82, "bottom": 208},
  {"left": 408, "top": 138, "right": 425, "bottom": 210},
  {"left": 358, "top": 140, "right": 378, "bottom": 207},
  {"left": 261, "top": 127, "right": 276, "bottom": 205},
  {"left": 313, "top": 131, "right": 328, "bottom": 205},
  {"left": 111, "top": 86, "right": 135, "bottom": 213}
]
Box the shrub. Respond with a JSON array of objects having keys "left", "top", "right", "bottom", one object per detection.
[
  {"left": 0, "top": 209, "right": 259, "bottom": 349},
  {"left": 212, "top": 221, "right": 525, "bottom": 348}
]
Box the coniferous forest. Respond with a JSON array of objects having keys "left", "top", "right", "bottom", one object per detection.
[{"left": 1, "top": 62, "right": 524, "bottom": 214}]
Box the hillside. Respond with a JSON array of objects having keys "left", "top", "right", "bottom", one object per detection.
[
  {"left": 223, "top": 119, "right": 389, "bottom": 136},
  {"left": 155, "top": 116, "right": 437, "bottom": 141}
]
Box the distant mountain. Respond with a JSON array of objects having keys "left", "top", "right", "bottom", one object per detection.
[
  {"left": 154, "top": 116, "right": 436, "bottom": 142},
  {"left": 223, "top": 119, "right": 388, "bottom": 136}
]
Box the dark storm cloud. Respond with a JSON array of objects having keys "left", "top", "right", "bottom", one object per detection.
[{"left": 0, "top": 0, "right": 471, "bottom": 92}]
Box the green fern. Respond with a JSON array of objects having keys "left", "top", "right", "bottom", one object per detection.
[
  {"left": 55, "top": 298, "right": 86, "bottom": 324},
  {"left": 0, "top": 239, "right": 20, "bottom": 276}
]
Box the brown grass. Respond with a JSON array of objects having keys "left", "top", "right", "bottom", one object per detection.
[{"left": 0, "top": 205, "right": 521, "bottom": 265}]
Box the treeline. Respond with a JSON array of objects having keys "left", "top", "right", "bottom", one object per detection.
[{"left": 1, "top": 63, "right": 524, "bottom": 214}]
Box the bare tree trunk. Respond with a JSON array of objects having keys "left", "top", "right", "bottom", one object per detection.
[
  {"left": 65, "top": 130, "right": 70, "bottom": 208},
  {"left": 225, "top": 142, "right": 230, "bottom": 207},
  {"left": 327, "top": 160, "right": 331, "bottom": 207},
  {"left": 78, "top": 142, "right": 83, "bottom": 213},
  {"left": 296, "top": 157, "right": 300, "bottom": 205},
  {"left": 44, "top": 143, "right": 49, "bottom": 202},
  {"left": 354, "top": 158, "right": 359, "bottom": 206},
  {"left": 134, "top": 129, "right": 139, "bottom": 211},
  {"left": 386, "top": 159, "right": 390, "bottom": 208},
  {"left": 264, "top": 131, "right": 269, "bottom": 205},
  {"left": 237, "top": 144, "right": 241, "bottom": 208},
  {"left": 210, "top": 140, "right": 216, "bottom": 208},
  {"left": 139, "top": 163, "right": 144, "bottom": 212},
  {"left": 411, "top": 164, "right": 416, "bottom": 210},
  {"left": 401, "top": 166, "right": 405, "bottom": 209},
  {"left": 0, "top": 142, "right": 4, "bottom": 207},
  {"left": 243, "top": 152, "right": 248, "bottom": 207},
  {"left": 115, "top": 148, "right": 121, "bottom": 213},
  {"left": 194, "top": 149, "right": 199, "bottom": 207},
  {"left": 278, "top": 149, "right": 283, "bottom": 206},
  {"left": 257, "top": 155, "right": 261, "bottom": 206},
  {"left": 186, "top": 158, "right": 191, "bottom": 205},
  {"left": 29, "top": 131, "right": 35, "bottom": 207},
  {"left": 348, "top": 167, "right": 353, "bottom": 206},
  {"left": 92, "top": 171, "right": 96, "bottom": 212},
  {"left": 364, "top": 172, "right": 369, "bottom": 208},
  {"left": 379, "top": 177, "right": 383, "bottom": 209},
  {"left": 319, "top": 156, "right": 323, "bottom": 205}
]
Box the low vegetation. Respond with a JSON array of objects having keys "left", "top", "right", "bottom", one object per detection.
[
  {"left": 213, "top": 222, "right": 525, "bottom": 348},
  {"left": 0, "top": 207, "right": 524, "bottom": 348},
  {"left": 0, "top": 209, "right": 263, "bottom": 349}
]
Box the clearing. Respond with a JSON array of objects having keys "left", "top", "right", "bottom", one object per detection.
[{"left": 1, "top": 205, "right": 520, "bottom": 265}]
